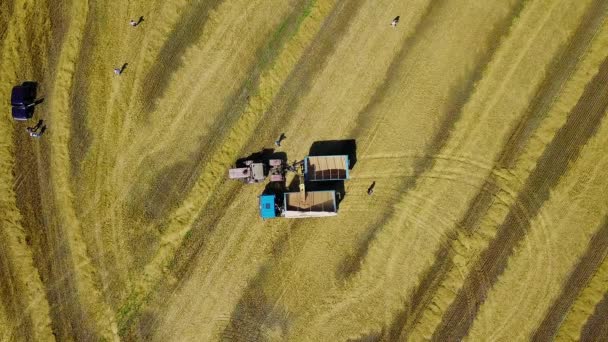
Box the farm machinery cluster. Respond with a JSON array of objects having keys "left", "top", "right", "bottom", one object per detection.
[{"left": 228, "top": 151, "right": 350, "bottom": 219}]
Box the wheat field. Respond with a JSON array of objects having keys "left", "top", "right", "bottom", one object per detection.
[{"left": 1, "top": 0, "right": 608, "bottom": 341}]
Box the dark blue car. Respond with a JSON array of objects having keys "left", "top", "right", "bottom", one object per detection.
[{"left": 11, "top": 82, "right": 37, "bottom": 120}]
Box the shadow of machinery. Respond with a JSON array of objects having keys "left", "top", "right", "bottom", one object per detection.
[
  {"left": 21, "top": 81, "right": 44, "bottom": 104},
  {"left": 21, "top": 81, "right": 38, "bottom": 90},
  {"left": 308, "top": 139, "right": 357, "bottom": 169},
  {"left": 236, "top": 148, "right": 287, "bottom": 167}
]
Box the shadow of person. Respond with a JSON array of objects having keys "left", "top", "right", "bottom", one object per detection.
[
  {"left": 33, "top": 119, "right": 44, "bottom": 131},
  {"left": 120, "top": 63, "right": 128, "bottom": 73},
  {"left": 367, "top": 181, "right": 376, "bottom": 195},
  {"left": 275, "top": 133, "right": 287, "bottom": 146},
  {"left": 136, "top": 16, "right": 144, "bottom": 26},
  {"left": 38, "top": 126, "right": 47, "bottom": 136}
]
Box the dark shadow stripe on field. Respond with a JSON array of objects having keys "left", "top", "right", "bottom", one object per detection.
[
  {"left": 431, "top": 55, "right": 608, "bottom": 342},
  {"left": 385, "top": 1, "right": 608, "bottom": 337},
  {"left": 532, "top": 216, "right": 608, "bottom": 341},
  {"left": 251, "top": 0, "right": 367, "bottom": 135},
  {"left": 123, "top": 179, "right": 250, "bottom": 340},
  {"left": 580, "top": 290, "right": 608, "bottom": 341},
  {"left": 385, "top": 237, "right": 453, "bottom": 341},
  {"left": 0, "top": 244, "right": 34, "bottom": 340},
  {"left": 349, "top": 0, "right": 443, "bottom": 138},
  {"left": 140, "top": 0, "right": 224, "bottom": 114},
  {"left": 0, "top": 1, "right": 13, "bottom": 52},
  {"left": 338, "top": 0, "right": 527, "bottom": 282},
  {"left": 69, "top": 4, "right": 96, "bottom": 186},
  {"left": 46, "top": 1, "right": 69, "bottom": 51},
  {"left": 347, "top": 332, "right": 383, "bottom": 342},
  {"left": 498, "top": 0, "right": 608, "bottom": 169},
  {"left": 219, "top": 233, "right": 299, "bottom": 341}
]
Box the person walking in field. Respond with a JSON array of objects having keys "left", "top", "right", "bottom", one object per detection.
[
  {"left": 391, "top": 16, "right": 400, "bottom": 28},
  {"left": 26, "top": 120, "right": 45, "bottom": 138},
  {"left": 130, "top": 16, "right": 144, "bottom": 27},
  {"left": 26, "top": 126, "right": 38, "bottom": 137},
  {"left": 114, "top": 63, "right": 128, "bottom": 75}
]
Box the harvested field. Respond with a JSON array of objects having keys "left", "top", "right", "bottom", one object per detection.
[{"left": 1, "top": 0, "right": 608, "bottom": 341}]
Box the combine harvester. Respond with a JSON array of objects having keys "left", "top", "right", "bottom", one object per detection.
[{"left": 229, "top": 155, "right": 349, "bottom": 219}]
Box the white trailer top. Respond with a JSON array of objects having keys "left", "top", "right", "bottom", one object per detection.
[
  {"left": 283, "top": 190, "right": 337, "bottom": 218},
  {"left": 304, "top": 155, "right": 349, "bottom": 181}
]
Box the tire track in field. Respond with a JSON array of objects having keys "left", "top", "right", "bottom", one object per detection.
[
  {"left": 0, "top": 1, "right": 55, "bottom": 340},
  {"left": 391, "top": 2, "right": 607, "bottom": 338},
  {"left": 339, "top": 0, "right": 526, "bottom": 281},
  {"left": 532, "top": 217, "right": 608, "bottom": 341},
  {"left": 79, "top": 1, "right": 162, "bottom": 313},
  {"left": 141, "top": 0, "right": 224, "bottom": 114},
  {"left": 385, "top": 181, "right": 509, "bottom": 341},
  {"left": 579, "top": 291, "right": 608, "bottom": 341},
  {"left": 432, "top": 54, "right": 608, "bottom": 342},
  {"left": 42, "top": 0, "right": 121, "bottom": 338},
  {"left": 66, "top": 3, "right": 119, "bottom": 306},
  {"left": 12, "top": 128, "right": 52, "bottom": 341},
  {"left": 498, "top": 0, "right": 608, "bottom": 168},
  {"left": 77, "top": 1, "right": 183, "bottom": 293}
]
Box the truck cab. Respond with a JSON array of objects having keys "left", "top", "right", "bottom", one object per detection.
[{"left": 259, "top": 194, "right": 278, "bottom": 219}]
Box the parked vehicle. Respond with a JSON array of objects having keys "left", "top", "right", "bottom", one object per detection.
[{"left": 11, "top": 82, "right": 37, "bottom": 120}]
